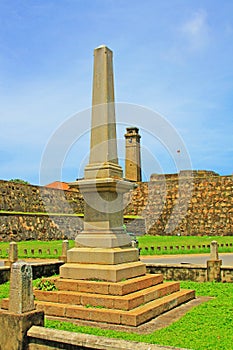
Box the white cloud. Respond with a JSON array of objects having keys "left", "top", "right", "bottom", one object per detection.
[
  {"left": 164, "top": 9, "right": 210, "bottom": 63},
  {"left": 180, "top": 9, "right": 210, "bottom": 52}
]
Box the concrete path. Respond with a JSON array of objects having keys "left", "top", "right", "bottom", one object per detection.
[{"left": 141, "top": 253, "right": 233, "bottom": 266}]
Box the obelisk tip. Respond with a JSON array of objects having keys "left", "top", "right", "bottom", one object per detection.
[{"left": 95, "top": 44, "right": 112, "bottom": 52}]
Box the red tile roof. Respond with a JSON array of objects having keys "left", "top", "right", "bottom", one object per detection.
[{"left": 44, "top": 181, "right": 71, "bottom": 190}]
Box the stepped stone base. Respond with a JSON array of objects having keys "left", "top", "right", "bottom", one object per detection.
[{"left": 1, "top": 274, "right": 195, "bottom": 327}]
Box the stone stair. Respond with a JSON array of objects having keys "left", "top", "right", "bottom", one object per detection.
[{"left": 1, "top": 274, "right": 195, "bottom": 327}]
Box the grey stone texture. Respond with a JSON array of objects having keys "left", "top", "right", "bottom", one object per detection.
[
  {"left": 0, "top": 310, "right": 44, "bottom": 350},
  {"left": 9, "top": 261, "right": 35, "bottom": 314},
  {"left": 27, "top": 325, "right": 189, "bottom": 350},
  {"left": 0, "top": 261, "right": 44, "bottom": 350}
]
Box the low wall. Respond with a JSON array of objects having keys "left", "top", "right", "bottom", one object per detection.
[
  {"left": 31, "top": 261, "right": 64, "bottom": 279},
  {"left": 0, "top": 266, "right": 10, "bottom": 284},
  {"left": 221, "top": 266, "right": 233, "bottom": 282},
  {"left": 0, "top": 261, "right": 63, "bottom": 283},
  {"left": 1, "top": 261, "right": 232, "bottom": 284},
  {"left": 27, "top": 326, "right": 180, "bottom": 350},
  {"left": 146, "top": 264, "right": 233, "bottom": 283}
]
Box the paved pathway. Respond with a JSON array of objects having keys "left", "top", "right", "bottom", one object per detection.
[{"left": 141, "top": 253, "right": 233, "bottom": 266}]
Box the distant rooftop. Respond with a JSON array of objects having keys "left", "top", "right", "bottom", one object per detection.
[{"left": 44, "top": 181, "right": 71, "bottom": 191}]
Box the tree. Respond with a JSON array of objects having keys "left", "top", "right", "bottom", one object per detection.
[{"left": 9, "top": 179, "right": 30, "bottom": 185}]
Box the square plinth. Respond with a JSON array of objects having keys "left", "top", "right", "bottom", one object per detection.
[
  {"left": 60, "top": 261, "right": 146, "bottom": 282},
  {"left": 67, "top": 247, "right": 139, "bottom": 265}
]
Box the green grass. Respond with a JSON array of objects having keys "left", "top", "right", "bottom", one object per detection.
[
  {"left": 0, "top": 281, "right": 10, "bottom": 300},
  {"left": 0, "top": 210, "right": 84, "bottom": 217},
  {"left": 43, "top": 282, "right": 233, "bottom": 350},
  {"left": 138, "top": 235, "right": 233, "bottom": 255},
  {"left": 0, "top": 236, "right": 232, "bottom": 259},
  {"left": 0, "top": 278, "right": 45, "bottom": 299},
  {"left": 0, "top": 279, "right": 232, "bottom": 349},
  {"left": 0, "top": 240, "right": 75, "bottom": 259}
]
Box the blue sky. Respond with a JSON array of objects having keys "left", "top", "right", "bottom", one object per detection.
[{"left": 0, "top": 0, "right": 233, "bottom": 184}]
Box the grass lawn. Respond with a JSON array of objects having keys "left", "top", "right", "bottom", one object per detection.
[
  {"left": 0, "top": 280, "right": 232, "bottom": 349},
  {"left": 138, "top": 235, "right": 233, "bottom": 255},
  {"left": 42, "top": 281, "right": 233, "bottom": 350},
  {"left": 0, "top": 236, "right": 232, "bottom": 259},
  {"left": 0, "top": 240, "right": 75, "bottom": 259}
]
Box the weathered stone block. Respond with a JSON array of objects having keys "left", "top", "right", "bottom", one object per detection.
[{"left": 0, "top": 309, "right": 44, "bottom": 350}]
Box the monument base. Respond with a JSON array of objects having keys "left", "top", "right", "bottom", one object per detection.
[
  {"left": 75, "top": 231, "right": 132, "bottom": 248},
  {"left": 67, "top": 247, "right": 139, "bottom": 264},
  {"left": 60, "top": 261, "right": 146, "bottom": 282},
  {"left": 60, "top": 246, "right": 145, "bottom": 282},
  {"left": 28, "top": 274, "right": 195, "bottom": 327}
]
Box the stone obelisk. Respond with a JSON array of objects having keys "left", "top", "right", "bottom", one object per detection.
[
  {"left": 60, "top": 45, "right": 146, "bottom": 282},
  {"left": 33, "top": 47, "right": 195, "bottom": 326}
]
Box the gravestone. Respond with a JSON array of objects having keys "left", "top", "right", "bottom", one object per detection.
[
  {"left": 0, "top": 261, "right": 44, "bottom": 350},
  {"left": 9, "top": 261, "right": 35, "bottom": 313}
]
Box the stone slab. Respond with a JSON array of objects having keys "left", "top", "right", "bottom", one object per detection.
[
  {"left": 27, "top": 325, "right": 188, "bottom": 349},
  {"left": 33, "top": 289, "right": 195, "bottom": 327},
  {"left": 55, "top": 274, "right": 163, "bottom": 295},
  {"left": 34, "top": 281, "right": 180, "bottom": 311},
  {"left": 60, "top": 261, "right": 146, "bottom": 282},
  {"left": 74, "top": 232, "right": 132, "bottom": 248},
  {"left": 67, "top": 247, "right": 139, "bottom": 264},
  {"left": 120, "top": 289, "right": 195, "bottom": 326}
]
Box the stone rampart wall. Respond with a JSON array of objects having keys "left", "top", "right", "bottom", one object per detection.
[
  {"left": 0, "top": 180, "right": 83, "bottom": 213},
  {"left": 126, "top": 171, "right": 233, "bottom": 236},
  {"left": 0, "top": 180, "right": 84, "bottom": 241},
  {"left": 0, "top": 213, "right": 83, "bottom": 241},
  {"left": 0, "top": 170, "right": 233, "bottom": 241}
]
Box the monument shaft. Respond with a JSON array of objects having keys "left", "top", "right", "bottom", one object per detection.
[
  {"left": 85, "top": 45, "right": 122, "bottom": 179},
  {"left": 77, "top": 45, "right": 132, "bottom": 247},
  {"left": 90, "top": 46, "right": 118, "bottom": 165},
  {"left": 61, "top": 45, "right": 146, "bottom": 281}
]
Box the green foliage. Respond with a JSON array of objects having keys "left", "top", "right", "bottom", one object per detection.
[
  {"left": 0, "top": 281, "right": 10, "bottom": 299},
  {"left": 9, "top": 178, "right": 30, "bottom": 185},
  {"left": 85, "top": 304, "right": 105, "bottom": 309},
  {"left": 34, "top": 278, "right": 57, "bottom": 291}
]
